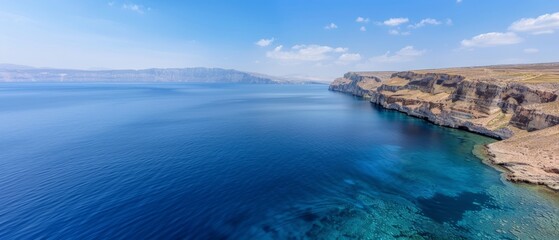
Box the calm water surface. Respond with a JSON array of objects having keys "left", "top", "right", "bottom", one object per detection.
[{"left": 0, "top": 83, "right": 558, "bottom": 239}]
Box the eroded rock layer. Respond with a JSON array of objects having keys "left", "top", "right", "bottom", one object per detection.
[{"left": 329, "top": 63, "right": 559, "bottom": 191}]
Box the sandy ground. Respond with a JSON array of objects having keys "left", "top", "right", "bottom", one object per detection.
[{"left": 487, "top": 126, "right": 559, "bottom": 191}]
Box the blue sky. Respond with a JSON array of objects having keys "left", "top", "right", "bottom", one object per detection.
[{"left": 0, "top": 0, "right": 558, "bottom": 80}]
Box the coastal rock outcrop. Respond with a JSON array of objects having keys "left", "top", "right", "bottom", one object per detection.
[
  {"left": 329, "top": 63, "right": 559, "bottom": 191},
  {"left": 329, "top": 72, "right": 387, "bottom": 98}
]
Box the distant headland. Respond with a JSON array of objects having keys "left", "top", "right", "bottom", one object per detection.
[{"left": 0, "top": 64, "right": 323, "bottom": 84}]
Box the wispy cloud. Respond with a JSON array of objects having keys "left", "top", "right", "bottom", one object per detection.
[
  {"left": 266, "top": 44, "right": 348, "bottom": 62},
  {"left": 461, "top": 32, "right": 522, "bottom": 47},
  {"left": 388, "top": 29, "right": 410, "bottom": 36},
  {"left": 509, "top": 12, "right": 559, "bottom": 35},
  {"left": 122, "top": 3, "right": 147, "bottom": 14},
  {"left": 383, "top": 18, "right": 409, "bottom": 27},
  {"left": 457, "top": 0, "right": 463, "bottom": 3},
  {"left": 338, "top": 53, "right": 361, "bottom": 62},
  {"left": 356, "top": 17, "right": 370, "bottom": 23},
  {"left": 360, "top": 26, "right": 367, "bottom": 32},
  {"left": 371, "top": 46, "right": 425, "bottom": 63},
  {"left": 408, "top": 18, "right": 442, "bottom": 29},
  {"left": 0, "top": 11, "right": 33, "bottom": 23},
  {"left": 255, "top": 38, "right": 274, "bottom": 47},
  {"left": 523, "top": 48, "right": 539, "bottom": 54},
  {"left": 446, "top": 18, "right": 453, "bottom": 26},
  {"left": 337, "top": 53, "right": 362, "bottom": 64},
  {"left": 324, "top": 23, "right": 338, "bottom": 30}
]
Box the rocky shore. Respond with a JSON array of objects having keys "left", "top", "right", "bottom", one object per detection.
[{"left": 329, "top": 63, "right": 559, "bottom": 191}]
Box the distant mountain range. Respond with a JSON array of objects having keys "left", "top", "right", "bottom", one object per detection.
[{"left": 0, "top": 64, "right": 323, "bottom": 84}]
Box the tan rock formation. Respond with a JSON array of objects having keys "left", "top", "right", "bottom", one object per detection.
[
  {"left": 487, "top": 126, "right": 559, "bottom": 191},
  {"left": 329, "top": 63, "right": 559, "bottom": 191}
]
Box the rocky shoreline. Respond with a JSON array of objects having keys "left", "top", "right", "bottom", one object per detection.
[{"left": 329, "top": 63, "right": 559, "bottom": 191}]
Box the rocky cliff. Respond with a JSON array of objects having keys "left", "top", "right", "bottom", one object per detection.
[{"left": 329, "top": 63, "right": 559, "bottom": 191}]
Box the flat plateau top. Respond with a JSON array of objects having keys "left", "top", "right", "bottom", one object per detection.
[{"left": 352, "top": 63, "right": 559, "bottom": 85}]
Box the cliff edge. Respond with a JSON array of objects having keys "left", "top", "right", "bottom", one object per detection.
[{"left": 329, "top": 63, "right": 559, "bottom": 191}]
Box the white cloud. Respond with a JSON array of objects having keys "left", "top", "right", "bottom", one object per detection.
[
  {"left": 509, "top": 12, "right": 559, "bottom": 35},
  {"left": 324, "top": 23, "right": 338, "bottom": 30},
  {"left": 388, "top": 29, "right": 410, "bottom": 36},
  {"left": 446, "top": 18, "right": 453, "bottom": 26},
  {"left": 356, "top": 17, "right": 370, "bottom": 23},
  {"left": 461, "top": 32, "right": 522, "bottom": 47},
  {"left": 255, "top": 38, "right": 274, "bottom": 47},
  {"left": 122, "top": 4, "right": 146, "bottom": 14},
  {"left": 371, "top": 46, "right": 425, "bottom": 63},
  {"left": 333, "top": 47, "right": 347, "bottom": 53},
  {"left": 457, "top": 0, "right": 463, "bottom": 3},
  {"left": 337, "top": 53, "right": 362, "bottom": 63},
  {"left": 360, "top": 26, "right": 367, "bottom": 32},
  {"left": 409, "top": 18, "right": 442, "bottom": 29},
  {"left": 266, "top": 44, "right": 348, "bottom": 62},
  {"left": 383, "top": 18, "right": 409, "bottom": 26},
  {"left": 523, "top": 48, "right": 539, "bottom": 54}
]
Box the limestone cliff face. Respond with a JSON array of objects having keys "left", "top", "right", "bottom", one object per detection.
[
  {"left": 329, "top": 72, "right": 383, "bottom": 98},
  {"left": 330, "top": 63, "right": 559, "bottom": 191},
  {"left": 450, "top": 81, "right": 504, "bottom": 114},
  {"left": 392, "top": 71, "right": 464, "bottom": 94},
  {"left": 510, "top": 107, "right": 559, "bottom": 131},
  {"left": 329, "top": 67, "right": 559, "bottom": 140},
  {"left": 329, "top": 72, "right": 388, "bottom": 98}
]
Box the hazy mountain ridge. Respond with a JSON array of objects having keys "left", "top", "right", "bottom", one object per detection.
[{"left": 0, "top": 65, "right": 321, "bottom": 84}]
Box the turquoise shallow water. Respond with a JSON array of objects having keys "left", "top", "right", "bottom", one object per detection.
[{"left": 0, "top": 83, "right": 558, "bottom": 239}]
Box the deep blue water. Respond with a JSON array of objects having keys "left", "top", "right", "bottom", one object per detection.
[{"left": 0, "top": 83, "right": 558, "bottom": 239}]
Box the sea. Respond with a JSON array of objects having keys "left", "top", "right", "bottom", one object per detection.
[{"left": 0, "top": 83, "right": 558, "bottom": 239}]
